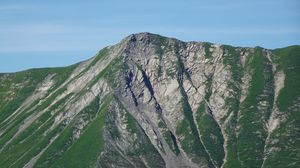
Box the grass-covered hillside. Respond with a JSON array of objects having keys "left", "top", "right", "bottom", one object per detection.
[{"left": 0, "top": 33, "right": 299, "bottom": 168}]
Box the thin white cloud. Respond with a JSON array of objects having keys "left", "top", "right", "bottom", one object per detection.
[
  {"left": 0, "top": 4, "right": 36, "bottom": 11},
  {"left": 0, "top": 22, "right": 299, "bottom": 53},
  {"left": 0, "top": 23, "right": 78, "bottom": 34},
  {"left": 2, "top": 23, "right": 299, "bottom": 35},
  {"left": 157, "top": 27, "right": 300, "bottom": 35},
  {"left": 0, "top": 23, "right": 117, "bottom": 53}
]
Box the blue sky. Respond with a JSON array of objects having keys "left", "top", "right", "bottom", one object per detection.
[{"left": 0, "top": 0, "right": 299, "bottom": 72}]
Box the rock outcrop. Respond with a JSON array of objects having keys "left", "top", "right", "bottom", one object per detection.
[{"left": 0, "top": 33, "right": 299, "bottom": 168}]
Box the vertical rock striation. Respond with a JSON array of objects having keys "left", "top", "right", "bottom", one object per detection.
[{"left": 0, "top": 33, "right": 299, "bottom": 168}]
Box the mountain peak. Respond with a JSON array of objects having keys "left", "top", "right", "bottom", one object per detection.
[
  {"left": 129, "top": 32, "right": 162, "bottom": 39},
  {"left": 122, "top": 32, "right": 168, "bottom": 45},
  {"left": 0, "top": 33, "right": 299, "bottom": 168}
]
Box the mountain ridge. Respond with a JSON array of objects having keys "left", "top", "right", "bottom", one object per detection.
[
  {"left": 0, "top": 32, "right": 299, "bottom": 168},
  {"left": 1, "top": 32, "right": 299, "bottom": 74}
]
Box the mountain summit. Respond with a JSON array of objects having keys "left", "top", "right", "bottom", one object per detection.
[{"left": 0, "top": 33, "right": 299, "bottom": 168}]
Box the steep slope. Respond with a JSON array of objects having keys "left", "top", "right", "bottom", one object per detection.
[{"left": 0, "top": 33, "right": 299, "bottom": 168}]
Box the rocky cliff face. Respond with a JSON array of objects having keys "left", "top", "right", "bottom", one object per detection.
[{"left": 0, "top": 33, "right": 299, "bottom": 168}]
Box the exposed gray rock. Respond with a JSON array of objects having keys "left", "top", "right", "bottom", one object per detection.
[{"left": 0, "top": 33, "right": 299, "bottom": 168}]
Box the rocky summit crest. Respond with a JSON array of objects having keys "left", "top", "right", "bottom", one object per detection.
[{"left": 0, "top": 33, "right": 299, "bottom": 168}]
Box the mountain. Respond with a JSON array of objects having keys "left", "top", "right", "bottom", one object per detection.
[{"left": 0, "top": 33, "right": 299, "bottom": 168}]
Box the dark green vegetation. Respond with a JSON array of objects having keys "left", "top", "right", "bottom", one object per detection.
[
  {"left": 0, "top": 33, "right": 299, "bottom": 168},
  {"left": 196, "top": 103, "right": 225, "bottom": 168},
  {"left": 49, "top": 96, "right": 110, "bottom": 168},
  {"left": 175, "top": 51, "right": 214, "bottom": 167},
  {"left": 0, "top": 66, "right": 77, "bottom": 168},
  {"left": 158, "top": 120, "right": 180, "bottom": 155},
  {"left": 262, "top": 46, "right": 300, "bottom": 167},
  {"left": 221, "top": 46, "right": 243, "bottom": 168},
  {"left": 273, "top": 46, "right": 300, "bottom": 111},
  {"left": 237, "top": 47, "right": 274, "bottom": 167},
  {"left": 154, "top": 34, "right": 167, "bottom": 77},
  {"left": 203, "top": 42, "right": 213, "bottom": 59}
]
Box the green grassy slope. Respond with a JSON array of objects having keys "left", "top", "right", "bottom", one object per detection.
[{"left": 0, "top": 34, "right": 299, "bottom": 168}]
